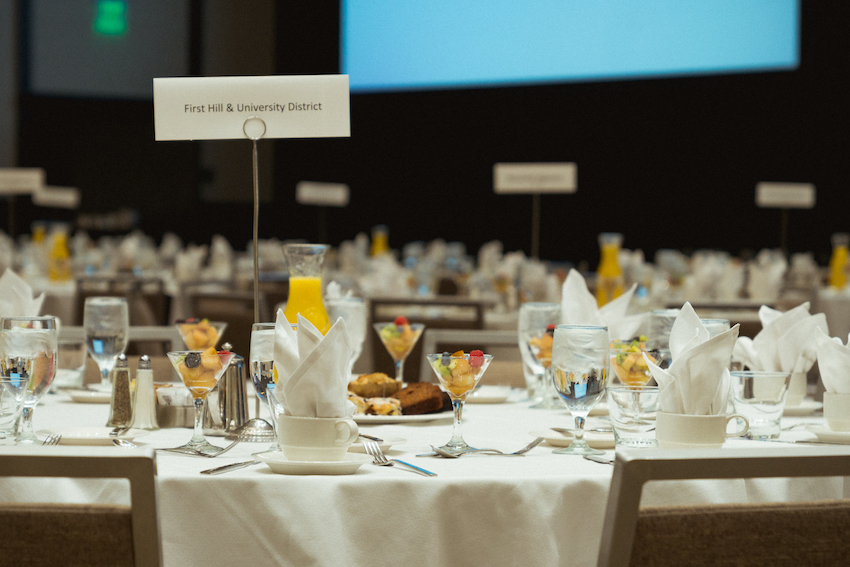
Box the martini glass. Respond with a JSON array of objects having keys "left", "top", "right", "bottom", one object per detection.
[
  {"left": 0, "top": 317, "right": 58, "bottom": 444},
  {"left": 426, "top": 351, "right": 493, "bottom": 452},
  {"left": 167, "top": 349, "right": 234, "bottom": 455},
  {"left": 551, "top": 325, "right": 609, "bottom": 456},
  {"left": 373, "top": 320, "right": 425, "bottom": 383},
  {"left": 176, "top": 319, "right": 227, "bottom": 350}
]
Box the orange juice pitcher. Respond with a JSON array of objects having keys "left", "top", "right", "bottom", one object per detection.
[
  {"left": 596, "top": 232, "right": 624, "bottom": 307},
  {"left": 829, "top": 233, "right": 849, "bottom": 289},
  {"left": 283, "top": 244, "right": 331, "bottom": 334}
]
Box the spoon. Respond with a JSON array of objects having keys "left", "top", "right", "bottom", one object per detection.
[{"left": 113, "top": 439, "right": 138, "bottom": 449}]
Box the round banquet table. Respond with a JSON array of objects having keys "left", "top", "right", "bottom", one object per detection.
[{"left": 1, "top": 390, "right": 848, "bottom": 567}]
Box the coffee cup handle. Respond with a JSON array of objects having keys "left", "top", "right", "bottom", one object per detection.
[
  {"left": 725, "top": 414, "right": 749, "bottom": 438},
  {"left": 334, "top": 419, "right": 359, "bottom": 445}
]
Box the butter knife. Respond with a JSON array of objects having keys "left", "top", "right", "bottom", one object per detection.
[{"left": 201, "top": 460, "right": 262, "bottom": 475}]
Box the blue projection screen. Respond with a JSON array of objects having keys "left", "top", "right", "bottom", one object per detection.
[{"left": 341, "top": 0, "right": 799, "bottom": 93}]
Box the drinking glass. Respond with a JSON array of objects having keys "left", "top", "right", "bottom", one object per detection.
[
  {"left": 249, "top": 322, "right": 286, "bottom": 452},
  {"left": 0, "top": 378, "right": 27, "bottom": 445},
  {"left": 283, "top": 243, "right": 331, "bottom": 333},
  {"left": 374, "top": 320, "right": 425, "bottom": 383},
  {"left": 426, "top": 352, "right": 493, "bottom": 452},
  {"left": 167, "top": 349, "right": 235, "bottom": 455},
  {"left": 84, "top": 297, "right": 129, "bottom": 390},
  {"left": 551, "top": 324, "right": 609, "bottom": 455},
  {"left": 518, "top": 302, "right": 561, "bottom": 408},
  {"left": 325, "top": 297, "right": 367, "bottom": 376},
  {"left": 0, "top": 316, "right": 58, "bottom": 444},
  {"left": 607, "top": 385, "right": 659, "bottom": 448},
  {"left": 730, "top": 371, "right": 791, "bottom": 439}
]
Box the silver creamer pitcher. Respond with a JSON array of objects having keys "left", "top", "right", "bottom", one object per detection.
[{"left": 203, "top": 344, "right": 249, "bottom": 436}]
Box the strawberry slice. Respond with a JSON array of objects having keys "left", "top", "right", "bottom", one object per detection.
[
  {"left": 469, "top": 349, "right": 485, "bottom": 368},
  {"left": 394, "top": 316, "right": 409, "bottom": 326}
]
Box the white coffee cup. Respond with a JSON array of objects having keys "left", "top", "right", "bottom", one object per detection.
[
  {"left": 278, "top": 415, "right": 359, "bottom": 461},
  {"left": 656, "top": 411, "right": 749, "bottom": 449},
  {"left": 823, "top": 392, "right": 850, "bottom": 432}
]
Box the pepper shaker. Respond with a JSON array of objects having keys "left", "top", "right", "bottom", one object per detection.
[
  {"left": 107, "top": 353, "right": 133, "bottom": 427},
  {"left": 131, "top": 355, "right": 159, "bottom": 431}
]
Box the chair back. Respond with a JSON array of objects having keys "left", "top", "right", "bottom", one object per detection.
[
  {"left": 0, "top": 446, "right": 161, "bottom": 567},
  {"left": 75, "top": 277, "right": 170, "bottom": 327}
]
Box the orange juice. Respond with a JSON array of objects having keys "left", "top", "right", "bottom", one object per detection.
[
  {"left": 284, "top": 277, "right": 331, "bottom": 333},
  {"left": 596, "top": 234, "right": 624, "bottom": 307}
]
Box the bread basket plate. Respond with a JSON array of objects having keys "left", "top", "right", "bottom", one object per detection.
[{"left": 353, "top": 411, "right": 453, "bottom": 424}]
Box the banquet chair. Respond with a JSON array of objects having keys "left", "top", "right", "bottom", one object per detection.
[
  {"left": 597, "top": 447, "right": 850, "bottom": 567},
  {"left": 74, "top": 276, "right": 171, "bottom": 327},
  {"left": 0, "top": 446, "right": 162, "bottom": 567}
]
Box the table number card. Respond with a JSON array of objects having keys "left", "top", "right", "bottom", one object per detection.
[
  {"left": 296, "top": 181, "right": 350, "bottom": 207},
  {"left": 32, "top": 186, "right": 81, "bottom": 209},
  {"left": 153, "top": 75, "right": 350, "bottom": 141},
  {"left": 493, "top": 162, "right": 577, "bottom": 194},
  {"left": 0, "top": 168, "right": 45, "bottom": 195},
  {"left": 755, "top": 182, "right": 816, "bottom": 209}
]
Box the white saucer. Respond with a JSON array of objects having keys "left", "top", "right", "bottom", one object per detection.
[
  {"left": 256, "top": 452, "right": 372, "bottom": 475},
  {"left": 348, "top": 436, "right": 406, "bottom": 454},
  {"left": 37, "top": 427, "right": 149, "bottom": 445},
  {"left": 353, "top": 411, "right": 453, "bottom": 424},
  {"left": 65, "top": 389, "right": 111, "bottom": 404},
  {"left": 784, "top": 399, "right": 823, "bottom": 416},
  {"left": 805, "top": 425, "right": 850, "bottom": 444},
  {"left": 466, "top": 386, "right": 511, "bottom": 404},
  {"left": 530, "top": 428, "right": 615, "bottom": 450}
]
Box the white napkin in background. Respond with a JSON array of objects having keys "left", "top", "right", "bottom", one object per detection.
[
  {"left": 747, "top": 250, "right": 788, "bottom": 302},
  {"left": 174, "top": 244, "right": 208, "bottom": 283},
  {"left": 0, "top": 269, "right": 45, "bottom": 319},
  {"left": 645, "top": 302, "right": 739, "bottom": 415},
  {"left": 732, "top": 302, "right": 828, "bottom": 374},
  {"left": 273, "top": 311, "right": 354, "bottom": 418},
  {"left": 560, "top": 269, "right": 647, "bottom": 339},
  {"left": 816, "top": 333, "right": 850, "bottom": 394}
]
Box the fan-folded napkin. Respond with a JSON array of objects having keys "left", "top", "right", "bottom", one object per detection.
[
  {"left": 0, "top": 269, "right": 44, "bottom": 319},
  {"left": 272, "top": 310, "right": 354, "bottom": 418},
  {"left": 560, "top": 269, "right": 646, "bottom": 339},
  {"left": 732, "top": 302, "right": 828, "bottom": 374},
  {"left": 644, "top": 302, "right": 739, "bottom": 415},
  {"left": 817, "top": 333, "right": 850, "bottom": 394}
]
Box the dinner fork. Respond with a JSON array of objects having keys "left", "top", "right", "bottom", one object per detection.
[
  {"left": 42, "top": 434, "right": 62, "bottom": 446},
  {"left": 363, "top": 440, "right": 437, "bottom": 477}
]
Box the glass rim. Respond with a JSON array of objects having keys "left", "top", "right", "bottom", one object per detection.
[
  {"left": 730, "top": 371, "right": 791, "bottom": 378},
  {"left": 700, "top": 318, "right": 730, "bottom": 324},
  {"left": 373, "top": 321, "right": 425, "bottom": 327},
  {"left": 0, "top": 316, "right": 57, "bottom": 323},
  {"left": 84, "top": 296, "right": 128, "bottom": 304},
  {"left": 554, "top": 324, "right": 607, "bottom": 331},
  {"left": 282, "top": 243, "right": 329, "bottom": 252},
  {"left": 608, "top": 385, "right": 659, "bottom": 392},
  {"left": 426, "top": 353, "right": 494, "bottom": 360}
]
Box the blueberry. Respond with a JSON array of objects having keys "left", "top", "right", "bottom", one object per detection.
[{"left": 185, "top": 352, "right": 202, "bottom": 368}]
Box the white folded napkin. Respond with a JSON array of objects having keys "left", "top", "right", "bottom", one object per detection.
[
  {"left": 0, "top": 269, "right": 45, "bottom": 319},
  {"left": 560, "top": 269, "right": 647, "bottom": 339},
  {"left": 272, "top": 310, "right": 354, "bottom": 418},
  {"left": 732, "top": 302, "right": 828, "bottom": 374},
  {"left": 816, "top": 333, "right": 850, "bottom": 394},
  {"left": 645, "top": 302, "right": 739, "bottom": 415}
]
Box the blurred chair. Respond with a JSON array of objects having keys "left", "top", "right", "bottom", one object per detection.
[
  {"left": 74, "top": 276, "right": 171, "bottom": 328},
  {"left": 370, "top": 296, "right": 487, "bottom": 383},
  {"left": 0, "top": 446, "right": 162, "bottom": 567},
  {"left": 597, "top": 447, "right": 850, "bottom": 567},
  {"left": 419, "top": 329, "right": 523, "bottom": 387}
]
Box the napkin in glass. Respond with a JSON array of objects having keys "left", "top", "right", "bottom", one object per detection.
[
  {"left": 0, "top": 269, "right": 45, "bottom": 319},
  {"left": 644, "top": 302, "right": 739, "bottom": 415},
  {"left": 816, "top": 333, "right": 850, "bottom": 394},
  {"left": 272, "top": 310, "right": 354, "bottom": 418},
  {"left": 560, "top": 268, "right": 647, "bottom": 339},
  {"left": 732, "top": 302, "right": 828, "bottom": 374}
]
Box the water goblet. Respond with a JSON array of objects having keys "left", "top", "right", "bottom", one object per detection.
[
  {"left": 0, "top": 316, "right": 58, "bottom": 444},
  {"left": 518, "top": 302, "right": 561, "bottom": 408},
  {"left": 427, "top": 351, "right": 493, "bottom": 452},
  {"left": 167, "top": 348, "right": 235, "bottom": 455},
  {"left": 551, "top": 324, "right": 609, "bottom": 455},
  {"left": 374, "top": 319, "right": 425, "bottom": 383},
  {"left": 325, "top": 297, "right": 366, "bottom": 376},
  {"left": 84, "top": 297, "right": 129, "bottom": 390}
]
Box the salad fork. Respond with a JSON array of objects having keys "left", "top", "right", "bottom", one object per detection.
[
  {"left": 363, "top": 439, "right": 437, "bottom": 477},
  {"left": 42, "top": 434, "right": 62, "bottom": 446}
]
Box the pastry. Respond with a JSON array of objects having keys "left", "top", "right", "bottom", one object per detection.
[
  {"left": 391, "top": 382, "right": 444, "bottom": 415},
  {"left": 367, "top": 397, "right": 402, "bottom": 416},
  {"left": 348, "top": 372, "right": 401, "bottom": 398},
  {"left": 347, "top": 393, "right": 368, "bottom": 415}
]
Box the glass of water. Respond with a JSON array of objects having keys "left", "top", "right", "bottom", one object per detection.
[
  {"left": 518, "top": 302, "right": 561, "bottom": 407},
  {"left": 325, "top": 297, "right": 367, "bottom": 377},
  {"left": 551, "top": 324, "right": 609, "bottom": 455},
  {"left": 84, "top": 297, "right": 129, "bottom": 390},
  {"left": 0, "top": 316, "right": 58, "bottom": 444}
]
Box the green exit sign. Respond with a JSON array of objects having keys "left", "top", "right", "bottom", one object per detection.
[{"left": 93, "top": 0, "right": 127, "bottom": 36}]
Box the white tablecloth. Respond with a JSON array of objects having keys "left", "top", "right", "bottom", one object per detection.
[{"left": 2, "top": 392, "right": 847, "bottom": 567}]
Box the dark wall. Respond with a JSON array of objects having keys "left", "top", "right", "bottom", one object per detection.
[{"left": 14, "top": 1, "right": 850, "bottom": 267}]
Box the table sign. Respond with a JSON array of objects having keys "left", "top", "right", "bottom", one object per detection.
[
  {"left": 0, "top": 168, "right": 45, "bottom": 195},
  {"left": 32, "top": 186, "right": 81, "bottom": 209},
  {"left": 493, "top": 162, "right": 577, "bottom": 258},
  {"left": 153, "top": 75, "right": 350, "bottom": 141},
  {"left": 296, "top": 181, "right": 350, "bottom": 207},
  {"left": 154, "top": 74, "right": 351, "bottom": 323},
  {"left": 755, "top": 181, "right": 816, "bottom": 253}
]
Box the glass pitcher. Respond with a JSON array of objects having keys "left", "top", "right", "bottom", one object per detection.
[
  {"left": 596, "top": 232, "right": 624, "bottom": 307},
  {"left": 283, "top": 244, "right": 331, "bottom": 333}
]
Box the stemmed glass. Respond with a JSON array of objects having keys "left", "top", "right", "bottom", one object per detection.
[
  {"left": 551, "top": 324, "right": 609, "bottom": 455},
  {"left": 176, "top": 319, "right": 227, "bottom": 350},
  {"left": 374, "top": 318, "right": 425, "bottom": 383},
  {"left": 249, "top": 322, "right": 286, "bottom": 452},
  {"left": 84, "top": 297, "right": 129, "bottom": 390},
  {"left": 0, "top": 316, "right": 58, "bottom": 444},
  {"left": 518, "top": 302, "right": 561, "bottom": 408},
  {"left": 426, "top": 351, "right": 493, "bottom": 452},
  {"left": 325, "top": 297, "right": 367, "bottom": 377},
  {"left": 167, "top": 348, "right": 234, "bottom": 455}
]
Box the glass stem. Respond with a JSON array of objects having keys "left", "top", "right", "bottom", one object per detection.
[
  {"left": 100, "top": 368, "right": 111, "bottom": 389},
  {"left": 449, "top": 399, "right": 465, "bottom": 447},
  {"left": 574, "top": 415, "right": 586, "bottom": 443},
  {"left": 395, "top": 359, "right": 404, "bottom": 383},
  {"left": 20, "top": 406, "right": 34, "bottom": 436},
  {"left": 191, "top": 397, "right": 206, "bottom": 445}
]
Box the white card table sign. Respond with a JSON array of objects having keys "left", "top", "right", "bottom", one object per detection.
[
  {"left": 153, "top": 74, "right": 351, "bottom": 322},
  {"left": 296, "top": 181, "right": 350, "bottom": 207},
  {"left": 32, "top": 186, "right": 81, "bottom": 209},
  {"left": 493, "top": 162, "right": 578, "bottom": 258},
  {"left": 0, "top": 168, "right": 45, "bottom": 195},
  {"left": 755, "top": 182, "right": 816, "bottom": 209}
]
